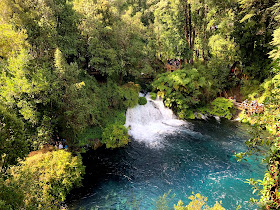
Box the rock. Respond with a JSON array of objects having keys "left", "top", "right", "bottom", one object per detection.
[{"left": 92, "top": 138, "right": 103, "bottom": 150}]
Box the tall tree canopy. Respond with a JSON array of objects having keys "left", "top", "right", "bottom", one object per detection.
[{"left": 1, "top": 0, "right": 280, "bottom": 208}]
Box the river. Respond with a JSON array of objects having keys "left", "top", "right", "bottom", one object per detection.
[{"left": 67, "top": 95, "right": 265, "bottom": 209}]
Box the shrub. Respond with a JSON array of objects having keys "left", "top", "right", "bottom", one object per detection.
[
  {"left": 101, "top": 124, "right": 130, "bottom": 149},
  {"left": 0, "top": 175, "right": 24, "bottom": 210},
  {"left": 0, "top": 104, "right": 28, "bottom": 168},
  {"left": 7, "top": 150, "right": 85, "bottom": 209},
  {"left": 113, "top": 111, "right": 126, "bottom": 125},
  {"left": 240, "top": 79, "right": 261, "bottom": 99},
  {"left": 174, "top": 193, "right": 225, "bottom": 210},
  {"left": 77, "top": 126, "right": 103, "bottom": 147},
  {"left": 237, "top": 73, "right": 280, "bottom": 208},
  {"left": 102, "top": 110, "right": 126, "bottom": 127},
  {"left": 150, "top": 92, "right": 157, "bottom": 100},
  {"left": 152, "top": 67, "right": 213, "bottom": 119},
  {"left": 138, "top": 97, "right": 147, "bottom": 105},
  {"left": 155, "top": 192, "right": 225, "bottom": 210},
  {"left": 77, "top": 111, "right": 127, "bottom": 150},
  {"left": 209, "top": 97, "right": 235, "bottom": 119},
  {"left": 121, "top": 82, "right": 141, "bottom": 109}
]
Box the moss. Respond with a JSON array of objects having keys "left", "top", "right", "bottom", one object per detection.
[
  {"left": 186, "top": 111, "right": 196, "bottom": 119},
  {"left": 196, "top": 113, "right": 203, "bottom": 119},
  {"left": 138, "top": 97, "right": 147, "bottom": 105},
  {"left": 150, "top": 92, "right": 157, "bottom": 100}
]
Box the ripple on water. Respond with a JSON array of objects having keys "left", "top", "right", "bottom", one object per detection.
[{"left": 67, "top": 97, "right": 264, "bottom": 210}]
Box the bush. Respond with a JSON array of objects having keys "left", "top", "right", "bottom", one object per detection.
[
  {"left": 174, "top": 193, "right": 225, "bottom": 210},
  {"left": 77, "top": 110, "right": 127, "bottom": 150},
  {"left": 155, "top": 192, "right": 225, "bottom": 210},
  {"left": 101, "top": 124, "right": 130, "bottom": 149},
  {"left": 209, "top": 97, "right": 235, "bottom": 119},
  {"left": 240, "top": 79, "right": 261, "bottom": 99},
  {"left": 102, "top": 110, "right": 126, "bottom": 127},
  {"left": 150, "top": 92, "right": 157, "bottom": 100},
  {"left": 77, "top": 126, "right": 103, "bottom": 147},
  {"left": 113, "top": 111, "right": 126, "bottom": 125},
  {"left": 120, "top": 82, "right": 141, "bottom": 109},
  {"left": 152, "top": 67, "right": 214, "bottom": 119},
  {"left": 0, "top": 175, "right": 24, "bottom": 210},
  {"left": 138, "top": 97, "right": 147, "bottom": 105},
  {"left": 7, "top": 150, "right": 85, "bottom": 209},
  {"left": 0, "top": 104, "right": 28, "bottom": 168}
]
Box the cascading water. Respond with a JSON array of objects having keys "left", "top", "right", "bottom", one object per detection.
[
  {"left": 67, "top": 95, "right": 265, "bottom": 210},
  {"left": 125, "top": 94, "right": 186, "bottom": 148}
]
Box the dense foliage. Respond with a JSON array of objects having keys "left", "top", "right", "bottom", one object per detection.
[
  {"left": 1, "top": 0, "right": 280, "bottom": 208},
  {"left": 101, "top": 124, "right": 130, "bottom": 149},
  {"left": 138, "top": 96, "right": 148, "bottom": 105},
  {"left": 233, "top": 3, "right": 280, "bottom": 206},
  {"left": 200, "top": 97, "right": 236, "bottom": 120},
  {"left": 236, "top": 72, "right": 280, "bottom": 209},
  {"left": 152, "top": 67, "right": 217, "bottom": 119},
  {"left": 0, "top": 150, "right": 84, "bottom": 209},
  {"left": 174, "top": 193, "right": 225, "bottom": 210},
  {"left": 156, "top": 192, "right": 225, "bottom": 210},
  {"left": 0, "top": 105, "right": 28, "bottom": 168}
]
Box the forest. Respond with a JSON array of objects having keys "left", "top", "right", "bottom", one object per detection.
[{"left": 1, "top": 0, "right": 280, "bottom": 209}]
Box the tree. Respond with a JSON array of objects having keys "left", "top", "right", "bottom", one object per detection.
[
  {"left": 153, "top": 0, "right": 188, "bottom": 61},
  {"left": 0, "top": 104, "right": 28, "bottom": 168},
  {"left": 236, "top": 72, "right": 280, "bottom": 208},
  {"left": 0, "top": 0, "right": 81, "bottom": 60},
  {"left": 152, "top": 67, "right": 213, "bottom": 119},
  {"left": 0, "top": 49, "right": 49, "bottom": 124},
  {"left": 52, "top": 49, "right": 94, "bottom": 142},
  {"left": 74, "top": 0, "right": 153, "bottom": 83},
  {"left": 101, "top": 124, "right": 130, "bottom": 148},
  {"left": 269, "top": 0, "right": 280, "bottom": 64},
  {"left": 0, "top": 23, "right": 29, "bottom": 59},
  {"left": 233, "top": 0, "right": 276, "bottom": 80},
  {"left": 7, "top": 150, "right": 85, "bottom": 209}
]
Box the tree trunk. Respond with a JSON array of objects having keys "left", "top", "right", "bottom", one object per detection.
[
  {"left": 119, "top": 72, "right": 123, "bottom": 85},
  {"left": 85, "top": 34, "right": 90, "bottom": 70},
  {"left": 202, "top": 4, "right": 207, "bottom": 63},
  {"left": 183, "top": 2, "right": 194, "bottom": 64}
]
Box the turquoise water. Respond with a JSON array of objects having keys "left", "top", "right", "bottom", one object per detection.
[{"left": 67, "top": 118, "right": 265, "bottom": 209}]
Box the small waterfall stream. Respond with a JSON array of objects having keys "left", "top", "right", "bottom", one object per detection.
[
  {"left": 68, "top": 95, "right": 266, "bottom": 210},
  {"left": 125, "top": 94, "right": 186, "bottom": 148},
  {"left": 67, "top": 95, "right": 265, "bottom": 210}
]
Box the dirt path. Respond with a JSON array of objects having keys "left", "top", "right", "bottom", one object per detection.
[
  {"left": 28, "top": 144, "right": 54, "bottom": 157},
  {"left": 223, "top": 84, "right": 243, "bottom": 102}
]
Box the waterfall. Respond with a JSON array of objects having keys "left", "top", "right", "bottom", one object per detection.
[{"left": 125, "top": 94, "right": 187, "bottom": 148}]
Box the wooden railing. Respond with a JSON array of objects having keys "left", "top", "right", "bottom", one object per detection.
[
  {"left": 166, "top": 62, "right": 181, "bottom": 72},
  {"left": 231, "top": 99, "right": 265, "bottom": 115}
]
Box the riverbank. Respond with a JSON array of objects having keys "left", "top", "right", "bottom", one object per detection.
[{"left": 66, "top": 118, "right": 264, "bottom": 209}]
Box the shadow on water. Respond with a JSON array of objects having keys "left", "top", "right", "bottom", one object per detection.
[{"left": 66, "top": 118, "right": 265, "bottom": 210}]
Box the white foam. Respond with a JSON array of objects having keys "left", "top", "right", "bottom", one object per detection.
[
  {"left": 214, "top": 116, "right": 221, "bottom": 122},
  {"left": 125, "top": 94, "right": 187, "bottom": 148},
  {"left": 200, "top": 113, "right": 208, "bottom": 120}
]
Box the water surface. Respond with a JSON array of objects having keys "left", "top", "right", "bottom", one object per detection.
[{"left": 67, "top": 118, "right": 264, "bottom": 210}]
